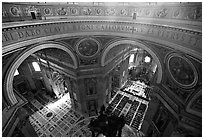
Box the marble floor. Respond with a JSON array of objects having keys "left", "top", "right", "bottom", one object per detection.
[
  {"left": 107, "top": 82, "right": 149, "bottom": 130},
  {"left": 22, "top": 80, "right": 149, "bottom": 137},
  {"left": 27, "top": 93, "right": 84, "bottom": 137}
]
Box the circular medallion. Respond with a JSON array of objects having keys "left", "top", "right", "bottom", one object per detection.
[
  {"left": 10, "top": 7, "right": 20, "bottom": 16},
  {"left": 44, "top": 8, "right": 51, "bottom": 15},
  {"left": 76, "top": 38, "right": 100, "bottom": 58},
  {"left": 167, "top": 54, "right": 198, "bottom": 88}
]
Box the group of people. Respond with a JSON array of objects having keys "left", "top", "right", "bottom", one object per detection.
[{"left": 88, "top": 105, "right": 126, "bottom": 137}]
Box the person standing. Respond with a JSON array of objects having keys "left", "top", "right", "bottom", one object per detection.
[{"left": 117, "top": 115, "right": 126, "bottom": 137}]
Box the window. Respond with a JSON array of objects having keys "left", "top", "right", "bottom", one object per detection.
[
  {"left": 144, "top": 56, "right": 151, "bottom": 63},
  {"left": 129, "top": 54, "right": 135, "bottom": 63},
  {"left": 32, "top": 62, "right": 41, "bottom": 71},
  {"left": 14, "top": 69, "right": 19, "bottom": 76},
  {"left": 123, "top": 71, "right": 125, "bottom": 76}
]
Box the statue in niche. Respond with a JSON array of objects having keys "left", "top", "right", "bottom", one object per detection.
[
  {"left": 85, "top": 78, "right": 97, "bottom": 95},
  {"left": 88, "top": 100, "right": 98, "bottom": 116},
  {"left": 169, "top": 56, "right": 195, "bottom": 86}
]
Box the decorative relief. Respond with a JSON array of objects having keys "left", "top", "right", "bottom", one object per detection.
[
  {"left": 187, "top": 7, "right": 202, "bottom": 20},
  {"left": 173, "top": 9, "right": 180, "bottom": 17},
  {"left": 136, "top": 9, "right": 142, "bottom": 16},
  {"left": 25, "top": 6, "right": 40, "bottom": 16},
  {"left": 129, "top": 8, "right": 137, "bottom": 16},
  {"left": 157, "top": 8, "right": 168, "bottom": 18},
  {"left": 2, "top": 3, "right": 202, "bottom": 22},
  {"left": 145, "top": 9, "right": 150, "bottom": 16},
  {"left": 44, "top": 8, "right": 52, "bottom": 15},
  {"left": 70, "top": 7, "right": 78, "bottom": 15},
  {"left": 2, "top": 8, "right": 7, "bottom": 17},
  {"left": 10, "top": 6, "right": 21, "bottom": 16},
  {"left": 119, "top": 9, "right": 128, "bottom": 16},
  {"left": 82, "top": 7, "right": 92, "bottom": 15},
  {"left": 167, "top": 53, "right": 198, "bottom": 88},
  {"left": 105, "top": 8, "right": 116, "bottom": 16},
  {"left": 76, "top": 38, "right": 100, "bottom": 58},
  {"left": 95, "top": 8, "right": 103, "bottom": 15},
  {"left": 56, "top": 7, "right": 67, "bottom": 16}
]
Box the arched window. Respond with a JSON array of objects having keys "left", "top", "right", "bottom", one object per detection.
[
  {"left": 129, "top": 54, "right": 135, "bottom": 63},
  {"left": 32, "top": 62, "right": 41, "bottom": 71},
  {"left": 14, "top": 69, "right": 19, "bottom": 76},
  {"left": 144, "top": 56, "right": 151, "bottom": 63}
]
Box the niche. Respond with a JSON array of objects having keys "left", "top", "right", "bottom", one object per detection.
[
  {"left": 85, "top": 78, "right": 97, "bottom": 95},
  {"left": 31, "top": 12, "right": 36, "bottom": 19}
]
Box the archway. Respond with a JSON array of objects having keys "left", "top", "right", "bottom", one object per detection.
[
  {"left": 3, "top": 42, "right": 78, "bottom": 106},
  {"left": 101, "top": 39, "right": 163, "bottom": 84}
]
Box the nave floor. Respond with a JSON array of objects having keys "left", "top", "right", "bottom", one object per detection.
[
  {"left": 25, "top": 93, "right": 87, "bottom": 137},
  {"left": 22, "top": 82, "right": 149, "bottom": 137},
  {"left": 106, "top": 90, "right": 149, "bottom": 130}
]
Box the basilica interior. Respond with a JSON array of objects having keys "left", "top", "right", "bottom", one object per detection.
[{"left": 2, "top": 2, "right": 202, "bottom": 137}]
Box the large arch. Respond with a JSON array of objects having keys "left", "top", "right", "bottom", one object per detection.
[
  {"left": 101, "top": 39, "right": 163, "bottom": 84},
  {"left": 3, "top": 42, "right": 78, "bottom": 106}
]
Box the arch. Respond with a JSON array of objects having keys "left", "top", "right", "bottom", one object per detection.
[
  {"left": 101, "top": 39, "right": 163, "bottom": 83},
  {"left": 186, "top": 89, "right": 202, "bottom": 117},
  {"left": 3, "top": 42, "right": 78, "bottom": 106}
]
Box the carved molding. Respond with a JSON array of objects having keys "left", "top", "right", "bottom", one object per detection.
[{"left": 2, "top": 3, "right": 202, "bottom": 21}]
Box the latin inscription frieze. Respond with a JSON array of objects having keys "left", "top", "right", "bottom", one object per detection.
[{"left": 2, "top": 22, "right": 201, "bottom": 50}]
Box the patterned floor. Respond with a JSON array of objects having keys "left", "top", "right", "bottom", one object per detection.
[
  {"left": 107, "top": 80, "right": 149, "bottom": 130},
  {"left": 27, "top": 93, "right": 84, "bottom": 137},
  {"left": 21, "top": 80, "right": 149, "bottom": 137}
]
